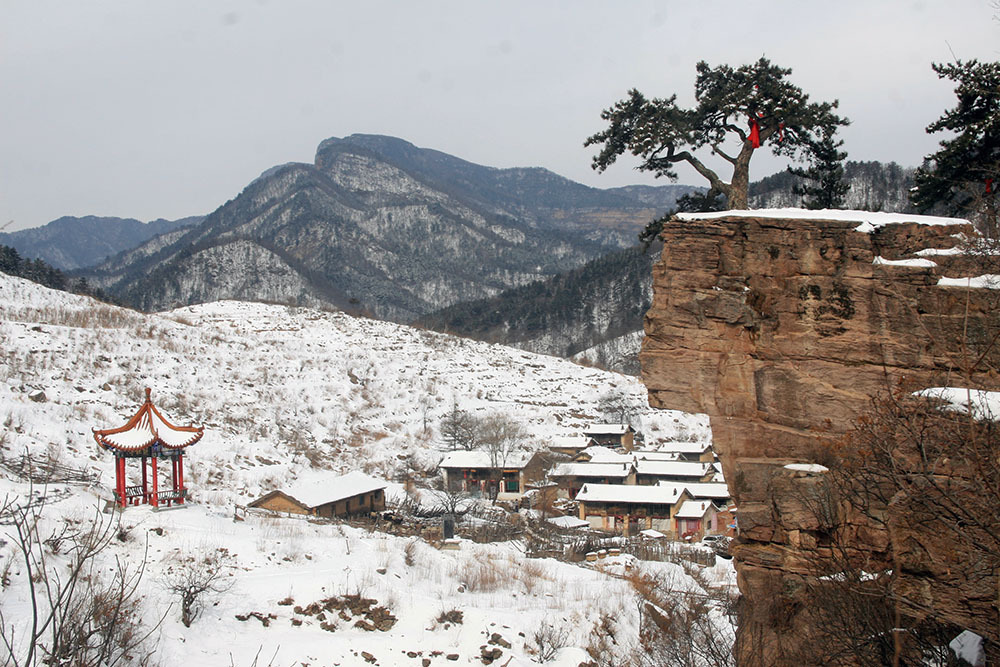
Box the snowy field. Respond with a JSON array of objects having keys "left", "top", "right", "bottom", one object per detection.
[{"left": 0, "top": 273, "right": 731, "bottom": 666}]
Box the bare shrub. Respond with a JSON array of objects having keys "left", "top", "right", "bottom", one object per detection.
[
  {"left": 626, "top": 567, "right": 737, "bottom": 667},
  {"left": 520, "top": 559, "right": 547, "bottom": 595},
  {"left": 161, "top": 548, "right": 234, "bottom": 627},
  {"left": 530, "top": 621, "right": 570, "bottom": 662},
  {"left": 403, "top": 538, "right": 419, "bottom": 567},
  {"left": 0, "top": 493, "right": 161, "bottom": 666}
]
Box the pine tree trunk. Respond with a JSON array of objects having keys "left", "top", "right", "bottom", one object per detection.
[{"left": 728, "top": 144, "right": 755, "bottom": 209}]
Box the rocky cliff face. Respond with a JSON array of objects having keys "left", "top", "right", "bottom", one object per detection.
[{"left": 640, "top": 210, "right": 1000, "bottom": 664}]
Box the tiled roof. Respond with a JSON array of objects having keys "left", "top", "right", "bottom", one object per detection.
[{"left": 93, "top": 388, "right": 203, "bottom": 453}]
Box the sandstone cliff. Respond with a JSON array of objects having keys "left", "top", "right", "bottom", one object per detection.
[{"left": 641, "top": 209, "right": 999, "bottom": 664}]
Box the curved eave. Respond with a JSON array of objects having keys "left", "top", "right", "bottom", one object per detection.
[
  {"left": 92, "top": 395, "right": 204, "bottom": 454},
  {"left": 92, "top": 429, "right": 204, "bottom": 454}
]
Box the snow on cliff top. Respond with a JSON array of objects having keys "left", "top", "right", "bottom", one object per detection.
[{"left": 676, "top": 208, "right": 969, "bottom": 233}]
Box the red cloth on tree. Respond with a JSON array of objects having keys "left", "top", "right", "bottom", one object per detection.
[{"left": 749, "top": 119, "right": 761, "bottom": 148}]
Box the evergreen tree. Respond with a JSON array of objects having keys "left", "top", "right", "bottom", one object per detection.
[
  {"left": 911, "top": 60, "right": 1000, "bottom": 237},
  {"left": 0, "top": 243, "right": 105, "bottom": 300},
  {"left": 586, "top": 57, "right": 848, "bottom": 209},
  {"left": 788, "top": 128, "right": 850, "bottom": 209},
  {"left": 440, "top": 400, "right": 477, "bottom": 451}
]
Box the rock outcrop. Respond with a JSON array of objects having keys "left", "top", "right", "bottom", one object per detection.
[{"left": 640, "top": 210, "right": 1000, "bottom": 664}]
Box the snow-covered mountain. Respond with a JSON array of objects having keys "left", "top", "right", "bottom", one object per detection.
[
  {"left": 0, "top": 273, "right": 729, "bottom": 666},
  {"left": 81, "top": 135, "right": 689, "bottom": 322},
  {"left": 0, "top": 215, "right": 200, "bottom": 270}
]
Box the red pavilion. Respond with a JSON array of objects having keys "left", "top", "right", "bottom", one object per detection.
[{"left": 93, "top": 388, "right": 203, "bottom": 508}]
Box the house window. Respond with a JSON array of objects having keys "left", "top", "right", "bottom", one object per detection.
[{"left": 505, "top": 479, "right": 519, "bottom": 493}]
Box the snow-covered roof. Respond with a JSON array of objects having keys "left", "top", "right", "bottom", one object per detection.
[
  {"left": 677, "top": 482, "right": 730, "bottom": 499},
  {"left": 674, "top": 500, "right": 713, "bottom": 519},
  {"left": 283, "top": 471, "right": 387, "bottom": 508},
  {"left": 635, "top": 460, "right": 710, "bottom": 478},
  {"left": 579, "top": 445, "right": 634, "bottom": 463},
  {"left": 640, "top": 529, "right": 666, "bottom": 539},
  {"left": 549, "top": 462, "right": 632, "bottom": 478},
  {"left": 546, "top": 515, "right": 589, "bottom": 529},
  {"left": 548, "top": 435, "right": 593, "bottom": 450},
  {"left": 438, "top": 450, "right": 533, "bottom": 470},
  {"left": 676, "top": 208, "right": 969, "bottom": 234},
  {"left": 576, "top": 483, "right": 683, "bottom": 505},
  {"left": 93, "top": 388, "right": 203, "bottom": 453},
  {"left": 648, "top": 441, "right": 712, "bottom": 455},
  {"left": 632, "top": 451, "right": 678, "bottom": 461},
  {"left": 584, "top": 423, "right": 633, "bottom": 435}
]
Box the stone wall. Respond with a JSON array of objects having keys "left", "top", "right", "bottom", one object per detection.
[{"left": 640, "top": 211, "right": 999, "bottom": 664}]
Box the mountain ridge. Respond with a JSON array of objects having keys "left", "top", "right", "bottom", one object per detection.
[
  {"left": 79, "top": 134, "right": 692, "bottom": 320},
  {"left": 0, "top": 215, "right": 201, "bottom": 270}
]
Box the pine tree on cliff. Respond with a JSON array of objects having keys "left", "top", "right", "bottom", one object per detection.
[
  {"left": 911, "top": 60, "right": 1000, "bottom": 238},
  {"left": 585, "top": 57, "right": 849, "bottom": 209},
  {"left": 788, "top": 127, "right": 850, "bottom": 209}
]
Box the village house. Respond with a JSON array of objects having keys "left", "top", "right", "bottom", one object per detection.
[
  {"left": 575, "top": 482, "right": 692, "bottom": 536},
  {"left": 582, "top": 424, "right": 637, "bottom": 450},
  {"left": 548, "top": 461, "right": 636, "bottom": 498},
  {"left": 248, "top": 471, "right": 387, "bottom": 519},
  {"left": 679, "top": 481, "right": 730, "bottom": 503},
  {"left": 547, "top": 435, "right": 596, "bottom": 457},
  {"left": 673, "top": 499, "right": 719, "bottom": 539},
  {"left": 571, "top": 445, "right": 634, "bottom": 464},
  {"left": 438, "top": 450, "right": 550, "bottom": 501},
  {"left": 644, "top": 441, "right": 715, "bottom": 462},
  {"left": 634, "top": 460, "right": 713, "bottom": 485}
]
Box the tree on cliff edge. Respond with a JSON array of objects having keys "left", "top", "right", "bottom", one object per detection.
[
  {"left": 911, "top": 60, "right": 1000, "bottom": 238},
  {"left": 585, "top": 57, "right": 849, "bottom": 209}
]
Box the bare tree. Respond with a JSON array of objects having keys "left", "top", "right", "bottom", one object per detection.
[
  {"left": 161, "top": 548, "right": 234, "bottom": 627},
  {"left": 429, "top": 487, "right": 471, "bottom": 518},
  {"left": 0, "top": 493, "right": 160, "bottom": 666},
  {"left": 597, "top": 390, "right": 640, "bottom": 427},
  {"left": 474, "top": 413, "right": 528, "bottom": 504},
  {"left": 626, "top": 566, "right": 737, "bottom": 667}
]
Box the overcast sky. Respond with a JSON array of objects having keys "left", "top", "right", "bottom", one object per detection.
[{"left": 2, "top": 1, "right": 998, "bottom": 231}]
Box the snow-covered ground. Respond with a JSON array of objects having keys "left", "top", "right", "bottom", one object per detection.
[{"left": 0, "top": 273, "right": 730, "bottom": 665}]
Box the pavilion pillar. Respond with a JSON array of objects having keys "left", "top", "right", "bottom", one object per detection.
[
  {"left": 169, "top": 456, "right": 178, "bottom": 506},
  {"left": 177, "top": 453, "right": 185, "bottom": 504},
  {"left": 151, "top": 455, "right": 159, "bottom": 508},
  {"left": 141, "top": 456, "right": 148, "bottom": 504},
  {"left": 116, "top": 456, "right": 126, "bottom": 508}
]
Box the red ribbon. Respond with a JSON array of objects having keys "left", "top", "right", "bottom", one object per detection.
[
  {"left": 987, "top": 178, "right": 994, "bottom": 195},
  {"left": 749, "top": 119, "right": 761, "bottom": 148},
  {"left": 778, "top": 122, "right": 785, "bottom": 143}
]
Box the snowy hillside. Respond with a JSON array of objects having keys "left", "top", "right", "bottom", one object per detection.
[{"left": 0, "top": 273, "right": 727, "bottom": 666}]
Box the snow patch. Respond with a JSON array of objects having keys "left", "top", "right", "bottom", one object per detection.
[
  {"left": 783, "top": 463, "right": 829, "bottom": 474},
  {"left": 872, "top": 256, "right": 937, "bottom": 267},
  {"left": 937, "top": 274, "right": 1000, "bottom": 289},
  {"left": 676, "top": 208, "right": 969, "bottom": 232}
]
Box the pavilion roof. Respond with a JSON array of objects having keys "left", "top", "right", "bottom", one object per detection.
[{"left": 93, "top": 388, "right": 203, "bottom": 454}]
